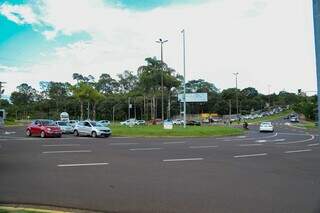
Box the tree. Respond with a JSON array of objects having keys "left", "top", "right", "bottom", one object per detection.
[
  {"left": 95, "top": 73, "right": 119, "bottom": 94},
  {"left": 117, "top": 70, "right": 138, "bottom": 93}
]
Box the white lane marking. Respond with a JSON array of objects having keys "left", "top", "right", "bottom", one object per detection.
[
  {"left": 256, "top": 140, "right": 267, "bottom": 143},
  {"left": 239, "top": 144, "right": 263, "bottom": 147},
  {"left": 42, "top": 144, "right": 81, "bottom": 147},
  {"left": 130, "top": 148, "right": 163, "bottom": 151},
  {"left": 4, "top": 131, "right": 16, "bottom": 135},
  {"left": 284, "top": 149, "right": 312, "bottom": 154},
  {"left": 110, "top": 143, "right": 138, "bottom": 145},
  {"left": 163, "top": 158, "right": 204, "bottom": 162},
  {"left": 234, "top": 153, "right": 267, "bottom": 158},
  {"left": 58, "top": 163, "right": 109, "bottom": 167},
  {"left": 273, "top": 139, "right": 285, "bottom": 142},
  {"left": 276, "top": 134, "right": 315, "bottom": 145},
  {"left": 189, "top": 145, "right": 218, "bottom": 149},
  {"left": 163, "top": 141, "right": 186, "bottom": 144},
  {"left": 236, "top": 136, "right": 247, "bottom": 138},
  {"left": 112, "top": 137, "right": 130, "bottom": 139},
  {"left": 278, "top": 133, "right": 309, "bottom": 136},
  {"left": 308, "top": 143, "right": 319, "bottom": 147},
  {"left": 42, "top": 150, "right": 91, "bottom": 154},
  {"left": 223, "top": 133, "right": 278, "bottom": 142}
]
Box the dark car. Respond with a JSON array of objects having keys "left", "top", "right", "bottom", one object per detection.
[
  {"left": 26, "top": 119, "right": 62, "bottom": 138},
  {"left": 186, "top": 120, "right": 201, "bottom": 126}
]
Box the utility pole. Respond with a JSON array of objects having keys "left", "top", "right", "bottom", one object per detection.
[
  {"left": 233, "top": 73, "right": 239, "bottom": 118},
  {"left": 229, "top": 100, "right": 232, "bottom": 126},
  {"left": 181, "top": 30, "right": 187, "bottom": 128},
  {"left": 156, "top": 38, "right": 168, "bottom": 121},
  {"left": 312, "top": 0, "right": 320, "bottom": 142},
  {"left": 268, "top": 85, "right": 271, "bottom": 108},
  {"left": 128, "top": 97, "right": 131, "bottom": 119}
]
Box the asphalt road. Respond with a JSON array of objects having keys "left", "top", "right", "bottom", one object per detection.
[{"left": 0, "top": 122, "right": 320, "bottom": 213}]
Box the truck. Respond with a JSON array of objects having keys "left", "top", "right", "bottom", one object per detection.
[{"left": 60, "top": 112, "right": 70, "bottom": 122}]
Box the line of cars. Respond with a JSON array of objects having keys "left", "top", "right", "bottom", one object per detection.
[{"left": 26, "top": 119, "right": 112, "bottom": 138}]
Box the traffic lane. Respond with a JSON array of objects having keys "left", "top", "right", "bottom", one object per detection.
[{"left": 2, "top": 144, "right": 320, "bottom": 213}]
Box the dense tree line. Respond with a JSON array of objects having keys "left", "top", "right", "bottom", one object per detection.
[{"left": 0, "top": 57, "right": 315, "bottom": 121}]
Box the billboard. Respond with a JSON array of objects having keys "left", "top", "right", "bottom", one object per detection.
[{"left": 178, "top": 93, "right": 208, "bottom": 103}]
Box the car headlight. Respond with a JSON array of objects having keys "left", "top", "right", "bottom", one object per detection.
[{"left": 47, "top": 128, "right": 52, "bottom": 131}]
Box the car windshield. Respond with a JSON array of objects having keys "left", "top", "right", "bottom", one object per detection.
[
  {"left": 41, "top": 120, "right": 56, "bottom": 126},
  {"left": 91, "top": 122, "right": 103, "bottom": 127},
  {"left": 57, "top": 121, "right": 68, "bottom": 126}
]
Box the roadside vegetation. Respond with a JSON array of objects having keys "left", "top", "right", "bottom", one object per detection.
[
  {"left": 0, "top": 206, "right": 61, "bottom": 213},
  {"left": 0, "top": 57, "right": 316, "bottom": 123},
  {"left": 110, "top": 125, "right": 243, "bottom": 137}
]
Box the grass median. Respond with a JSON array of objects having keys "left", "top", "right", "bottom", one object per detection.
[{"left": 110, "top": 124, "right": 243, "bottom": 137}]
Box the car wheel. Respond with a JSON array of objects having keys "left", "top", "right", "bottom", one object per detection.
[
  {"left": 40, "top": 131, "right": 46, "bottom": 138},
  {"left": 57, "top": 134, "right": 62, "bottom": 138},
  {"left": 74, "top": 130, "right": 79, "bottom": 136},
  {"left": 91, "top": 131, "right": 97, "bottom": 138},
  {"left": 26, "top": 129, "right": 32, "bottom": 137}
]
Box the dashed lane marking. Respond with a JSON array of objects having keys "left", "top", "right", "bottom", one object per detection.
[
  {"left": 189, "top": 145, "right": 218, "bottom": 149},
  {"left": 42, "top": 144, "right": 81, "bottom": 147},
  {"left": 58, "top": 163, "right": 109, "bottom": 167},
  {"left": 234, "top": 153, "right": 268, "bottom": 158},
  {"left": 163, "top": 141, "right": 186, "bottom": 144},
  {"left": 239, "top": 144, "right": 263, "bottom": 147},
  {"left": 42, "top": 150, "right": 92, "bottom": 154},
  {"left": 163, "top": 158, "right": 204, "bottom": 162},
  {"left": 284, "top": 149, "right": 312, "bottom": 154},
  {"left": 308, "top": 143, "right": 319, "bottom": 147},
  {"left": 129, "top": 148, "right": 163, "bottom": 151}
]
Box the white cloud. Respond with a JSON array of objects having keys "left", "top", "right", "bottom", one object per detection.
[
  {"left": 0, "top": 0, "right": 317, "bottom": 95},
  {"left": 0, "top": 2, "right": 39, "bottom": 24}
]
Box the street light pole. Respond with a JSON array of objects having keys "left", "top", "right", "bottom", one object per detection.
[
  {"left": 181, "top": 30, "right": 187, "bottom": 128},
  {"left": 312, "top": 0, "right": 320, "bottom": 142},
  {"left": 156, "top": 38, "right": 168, "bottom": 122},
  {"left": 233, "top": 72, "right": 239, "bottom": 118}
]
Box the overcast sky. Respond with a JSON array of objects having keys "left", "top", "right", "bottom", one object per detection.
[{"left": 0, "top": 0, "right": 317, "bottom": 96}]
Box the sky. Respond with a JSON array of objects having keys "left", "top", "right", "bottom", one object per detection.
[{"left": 0, "top": 0, "right": 317, "bottom": 97}]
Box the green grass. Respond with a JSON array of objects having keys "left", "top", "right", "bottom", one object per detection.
[
  {"left": 293, "top": 121, "right": 316, "bottom": 129},
  {"left": 247, "top": 110, "right": 293, "bottom": 124},
  {"left": 110, "top": 124, "right": 243, "bottom": 137},
  {"left": 0, "top": 206, "right": 55, "bottom": 213}
]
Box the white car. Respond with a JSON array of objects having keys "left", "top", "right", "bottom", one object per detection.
[
  {"left": 259, "top": 122, "right": 274, "bottom": 132},
  {"left": 173, "top": 119, "right": 184, "bottom": 125},
  {"left": 56, "top": 121, "right": 74, "bottom": 134},
  {"left": 120, "top": 119, "right": 137, "bottom": 126},
  {"left": 98, "top": 120, "right": 111, "bottom": 126},
  {"left": 136, "top": 120, "right": 146, "bottom": 125},
  {"left": 68, "top": 120, "right": 79, "bottom": 128},
  {"left": 73, "top": 120, "right": 112, "bottom": 138}
]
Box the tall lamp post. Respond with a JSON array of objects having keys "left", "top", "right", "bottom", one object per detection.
[
  {"left": 312, "top": 0, "right": 320, "bottom": 141},
  {"left": 233, "top": 72, "right": 239, "bottom": 118},
  {"left": 181, "top": 30, "right": 187, "bottom": 128},
  {"left": 156, "top": 38, "right": 168, "bottom": 121}
]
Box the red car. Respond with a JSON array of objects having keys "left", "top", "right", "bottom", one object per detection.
[{"left": 26, "top": 119, "right": 62, "bottom": 138}]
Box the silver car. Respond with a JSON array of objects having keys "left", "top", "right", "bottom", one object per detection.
[
  {"left": 56, "top": 121, "right": 74, "bottom": 134},
  {"left": 73, "top": 121, "right": 112, "bottom": 138}
]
